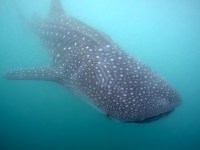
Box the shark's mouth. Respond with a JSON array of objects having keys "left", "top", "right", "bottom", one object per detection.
[
  {"left": 124, "top": 110, "right": 174, "bottom": 123},
  {"left": 138, "top": 110, "right": 174, "bottom": 123}
]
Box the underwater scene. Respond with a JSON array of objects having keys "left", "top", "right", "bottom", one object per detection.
[{"left": 0, "top": 0, "right": 200, "bottom": 150}]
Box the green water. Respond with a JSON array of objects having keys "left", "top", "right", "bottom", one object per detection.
[{"left": 0, "top": 0, "right": 200, "bottom": 150}]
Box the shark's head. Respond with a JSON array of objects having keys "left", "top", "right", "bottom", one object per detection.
[
  {"left": 105, "top": 80, "right": 181, "bottom": 123},
  {"left": 138, "top": 85, "right": 181, "bottom": 123},
  {"left": 101, "top": 60, "right": 181, "bottom": 123}
]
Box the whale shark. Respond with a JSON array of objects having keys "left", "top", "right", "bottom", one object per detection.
[{"left": 6, "top": 0, "right": 181, "bottom": 122}]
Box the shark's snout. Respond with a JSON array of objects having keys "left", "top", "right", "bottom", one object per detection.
[{"left": 141, "top": 89, "right": 181, "bottom": 123}]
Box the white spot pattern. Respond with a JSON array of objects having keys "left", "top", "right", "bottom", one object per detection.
[{"left": 32, "top": 10, "right": 181, "bottom": 122}]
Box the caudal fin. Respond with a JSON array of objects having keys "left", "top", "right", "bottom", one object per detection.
[{"left": 12, "top": 0, "right": 31, "bottom": 28}]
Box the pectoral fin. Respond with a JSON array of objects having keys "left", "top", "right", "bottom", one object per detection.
[{"left": 5, "top": 66, "right": 64, "bottom": 82}]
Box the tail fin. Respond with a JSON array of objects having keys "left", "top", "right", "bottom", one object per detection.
[{"left": 12, "top": 0, "right": 32, "bottom": 30}]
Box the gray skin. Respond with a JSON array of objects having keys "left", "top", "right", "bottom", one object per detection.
[{"left": 6, "top": 0, "right": 181, "bottom": 122}]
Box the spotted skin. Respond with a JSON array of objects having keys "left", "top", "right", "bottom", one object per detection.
[{"left": 6, "top": 0, "right": 181, "bottom": 122}]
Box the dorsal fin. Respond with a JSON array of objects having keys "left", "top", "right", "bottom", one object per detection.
[{"left": 49, "top": 0, "right": 65, "bottom": 18}]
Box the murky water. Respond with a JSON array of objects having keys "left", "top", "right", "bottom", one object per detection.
[{"left": 0, "top": 0, "right": 200, "bottom": 149}]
